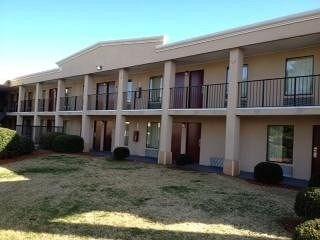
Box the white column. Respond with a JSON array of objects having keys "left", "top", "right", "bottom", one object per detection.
[
  {"left": 81, "top": 75, "right": 94, "bottom": 152},
  {"left": 17, "top": 85, "right": 25, "bottom": 112},
  {"left": 56, "top": 79, "right": 65, "bottom": 112},
  {"left": 34, "top": 83, "right": 41, "bottom": 112},
  {"left": 158, "top": 61, "right": 175, "bottom": 164},
  {"left": 114, "top": 68, "right": 128, "bottom": 148},
  {"left": 224, "top": 48, "right": 243, "bottom": 176}
]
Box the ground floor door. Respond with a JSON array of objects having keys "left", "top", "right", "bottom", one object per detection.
[
  {"left": 171, "top": 123, "right": 182, "bottom": 164},
  {"left": 171, "top": 122, "right": 201, "bottom": 164},
  {"left": 93, "top": 120, "right": 112, "bottom": 151},
  {"left": 312, "top": 125, "right": 320, "bottom": 176},
  {"left": 186, "top": 123, "right": 201, "bottom": 164}
]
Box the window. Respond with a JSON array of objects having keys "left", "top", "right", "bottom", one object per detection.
[
  {"left": 267, "top": 125, "right": 294, "bottom": 164},
  {"left": 146, "top": 122, "right": 160, "bottom": 149},
  {"left": 124, "top": 122, "right": 130, "bottom": 146},
  {"left": 149, "top": 76, "right": 162, "bottom": 107},
  {"left": 126, "top": 80, "right": 133, "bottom": 102},
  {"left": 226, "top": 65, "right": 248, "bottom": 97},
  {"left": 285, "top": 56, "right": 314, "bottom": 95},
  {"left": 65, "top": 87, "right": 72, "bottom": 97}
]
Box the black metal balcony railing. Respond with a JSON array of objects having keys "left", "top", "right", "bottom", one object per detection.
[
  {"left": 123, "top": 89, "right": 162, "bottom": 110},
  {"left": 38, "top": 98, "right": 56, "bottom": 112},
  {"left": 59, "top": 96, "right": 83, "bottom": 111},
  {"left": 6, "top": 102, "right": 18, "bottom": 112},
  {"left": 170, "top": 83, "right": 227, "bottom": 109},
  {"left": 20, "top": 100, "right": 34, "bottom": 112},
  {"left": 238, "top": 74, "right": 320, "bottom": 108},
  {"left": 16, "top": 125, "right": 63, "bottom": 144},
  {"left": 88, "top": 93, "right": 117, "bottom": 110}
]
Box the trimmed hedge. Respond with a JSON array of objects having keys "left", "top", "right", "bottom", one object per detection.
[
  {"left": 294, "top": 219, "right": 320, "bottom": 240},
  {"left": 113, "top": 147, "right": 130, "bottom": 160},
  {"left": 39, "top": 132, "right": 64, "bottom": 150},
  {"left": 295, "top": 188, "right": 320, "bottom": 219},
  {"left": 254, "top": 161, "right": 283, "bottom": 184},
  {"left": 309, "top": 175, "right": 320, "bottom": 187},
  {"left": 175, "top": 154, "right": 192, "bottom": 166},
  {"left": 52, "top": 135, "right": 84, "bottom": 153},
  {"left": 0, "top": 127, "right": 34, "bottom": 158}
]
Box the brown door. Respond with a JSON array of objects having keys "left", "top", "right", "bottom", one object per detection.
[
  {"left": 48, "top": 88, "right": 57, "bottom": 111},
  {"left": 189, "top": 70, "right": 203, "bottom": 108},
  {"left": 171, "top": 123, "right": 182, "bottom": 164},
  {"left": 93, "top": 121, "right": 103, "bottom": 151},
  {"left": 186, "top": 123, "right": 201, "bottom": 164},
  {"left": 104, "top": 121, "right": 113, "bottom": 151},
  {"left": 107, "top": 81, "right": 116, "bottom": 110},
  {"left": 312, "top": 126, "right": 320, "bottom": 176},
  {"left": 173, "top": 72, "right": 185, "bottom": 108},
  {"left": 96, "top": 83, "right": 107, "bottom": 110}
]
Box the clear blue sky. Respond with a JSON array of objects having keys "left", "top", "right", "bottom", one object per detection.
[{"left": 1, "top": 0, "right": 320, "bottom": 82}]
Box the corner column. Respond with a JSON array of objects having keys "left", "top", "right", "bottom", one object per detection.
[
  {"left": 114, "top": 68, "right": 128, "bottom": 149},
  {"left": 17, "top": 85, "right": 25, "bottom": 113},
  {"left": 224, "top": 48, "right": 243, "bottom": 176},
  {"left": 158, "top": 61, "right": 175, "bottom": 165},
  {"left": 56, "top": 79, "right": 65, "bottom": 112},
  {"left": 81, "top": 75, "right": 94, "bottom": 152}
]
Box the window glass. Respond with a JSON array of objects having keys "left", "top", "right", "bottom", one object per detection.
[
  {"left": 286, "top": 57, "right": 313, "bottom": 95},
  {"left": 65, "top": 88, "right": 72, "bottom": 97},
  {"left": 124, "top": 122, "right": 130, "bottom": 146},
  {"left": 126, "top": 80, "right": 133, "bottom": 103},
  {"left": 146, "top": 122, "right": 160, "bottom": 149},
  {"left": 267, "top": 125, "right": 294, "bottom": 164},
  {"left": 149, "top": 76, "right": 162, "bottom": 102},
  {"left": 226, "top": 65, "right": 248, "bottom": 98}
]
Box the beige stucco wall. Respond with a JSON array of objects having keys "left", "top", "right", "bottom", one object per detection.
[
  {"left": 239, "top": 116, "right": 320, "bottom": 180},
  {"left": 246, "top": 46, "right": 320, "bottom": 80}
]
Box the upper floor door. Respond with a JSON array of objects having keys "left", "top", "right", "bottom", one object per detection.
[
  {"left": 189, "top": 70, "right": 204, "bottom": 108},
  {"left": 48, "top": 88, "right": 57, "bottom": 111}
]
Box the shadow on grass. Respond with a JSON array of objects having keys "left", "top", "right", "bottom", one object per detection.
[{"left": 0, "top": 154, "right": 293, "bottom": 240}]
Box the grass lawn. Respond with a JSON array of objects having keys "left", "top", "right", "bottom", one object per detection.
[{"left": 0, "top": 154, "right": 297, "bottom": 240}]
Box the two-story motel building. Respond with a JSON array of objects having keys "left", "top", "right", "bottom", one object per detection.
[{"left": 3, "top": 9, "right": 320, "bottom": 181}]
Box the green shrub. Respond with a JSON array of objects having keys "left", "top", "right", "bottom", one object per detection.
[
  {"left": 294, "top": 219, "right": 320, "bottom": 240},
  {"left": 52, "top": 135, "right": 84, "bottom": 153},
  {"left": 113, "top": 147, "right": 130, "bottom": 160},
  {"left": 0, "top": 127, "right": 34, "bottom": 158},
  {"left": 0, "top": 127, "right": 21, "bottom": 158},
  {"left": 295, "top": 188, "right": 320, "bottom": 219},
  {"left": 175, "top": 154, "right": 192, "bottom": 166},
  {"left": 254, "top": 161, "right": 283, "bottom": 184},
  {"left": 309, "top": 175, "right": 320, "bottom": 187},
  {"left": 39, "top": 132, "right": 64, "bottom": 150},
  {"left": 19, "top": 137, "right": 34, "bottom": 155}
]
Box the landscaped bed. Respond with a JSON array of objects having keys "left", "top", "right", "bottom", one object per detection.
[{"left": 0, "top": 154, "right": 297, "bottom": 240}]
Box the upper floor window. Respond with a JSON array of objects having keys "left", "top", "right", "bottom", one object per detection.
[
  {"left": 285, "top": 56, "right": 314, "bottom": 95},
  {"left": 65, "top": 87, "right": 72, "bottom": 97},
  {"left": 149, "top": 76, "right": 162, "bottom": 103},
  {"left": 226, "top": 65, "right": 248, "bottom": 98}
]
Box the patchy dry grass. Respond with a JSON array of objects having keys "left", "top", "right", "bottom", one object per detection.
[{"left": 0, "top": 154, "right": 297, "bottom": 240}]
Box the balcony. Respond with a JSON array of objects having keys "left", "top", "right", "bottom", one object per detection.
[
  {"left": 123, "top": 89, "right": 162, "bottom": 110},
  {"left": 6, "top": 102, "right": 18, "bottom": 112},
  {"left": 88, "top": 93, "right": 117, "bottom": 110},
  {"left": 20, "top": 100, "right": 34, "bottom": 112},
  {"left": 238, "top": 74, "right": 320, "bottom": 108},
  {"left": 59, "top": 96, "right": 83, "bottom": 111},
  {"left": 38, "top": 98, "right": 56, "bottom": 112},
  {"left": 169, "top": 83, "right": 227, "bottom": 109}
]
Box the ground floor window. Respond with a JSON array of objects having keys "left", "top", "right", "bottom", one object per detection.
[
  {"left": 267, "top": 125, "right": 294, "bottom": 164},
  {"left": 124, "top": 122, "right": 130, "bottom": 146},
  {"left": 146, "top": 122, "right": 160, "bottom": 149}
]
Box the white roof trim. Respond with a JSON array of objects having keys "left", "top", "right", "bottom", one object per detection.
[
  {"left": 157, "top": 8, "right": 320, "bottom": 51},
  {"left": 56, "top": 36, "right": 164, "bottom": 66}
]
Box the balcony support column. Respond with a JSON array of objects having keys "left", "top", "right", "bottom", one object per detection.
[
  {"left": 158, "top": 61, "right": 175, "bottom": 165},
  {"left": 114, "top": 69, "right": 128, "bottom": 149},
  {"left": 224, "top": 48, "right": 243, "bottom": 176},
  {"left": 17, "top": 85, "right": 25, "bottom": 112},
  {"left": 34, "top": 83, "right": 42, "bottom": 112},
  {"left": 81, "top": 75, "right": 94, "bottom": 152},
  {"left": 56, "top": 79, "right": 65, "bottom": 112}
]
